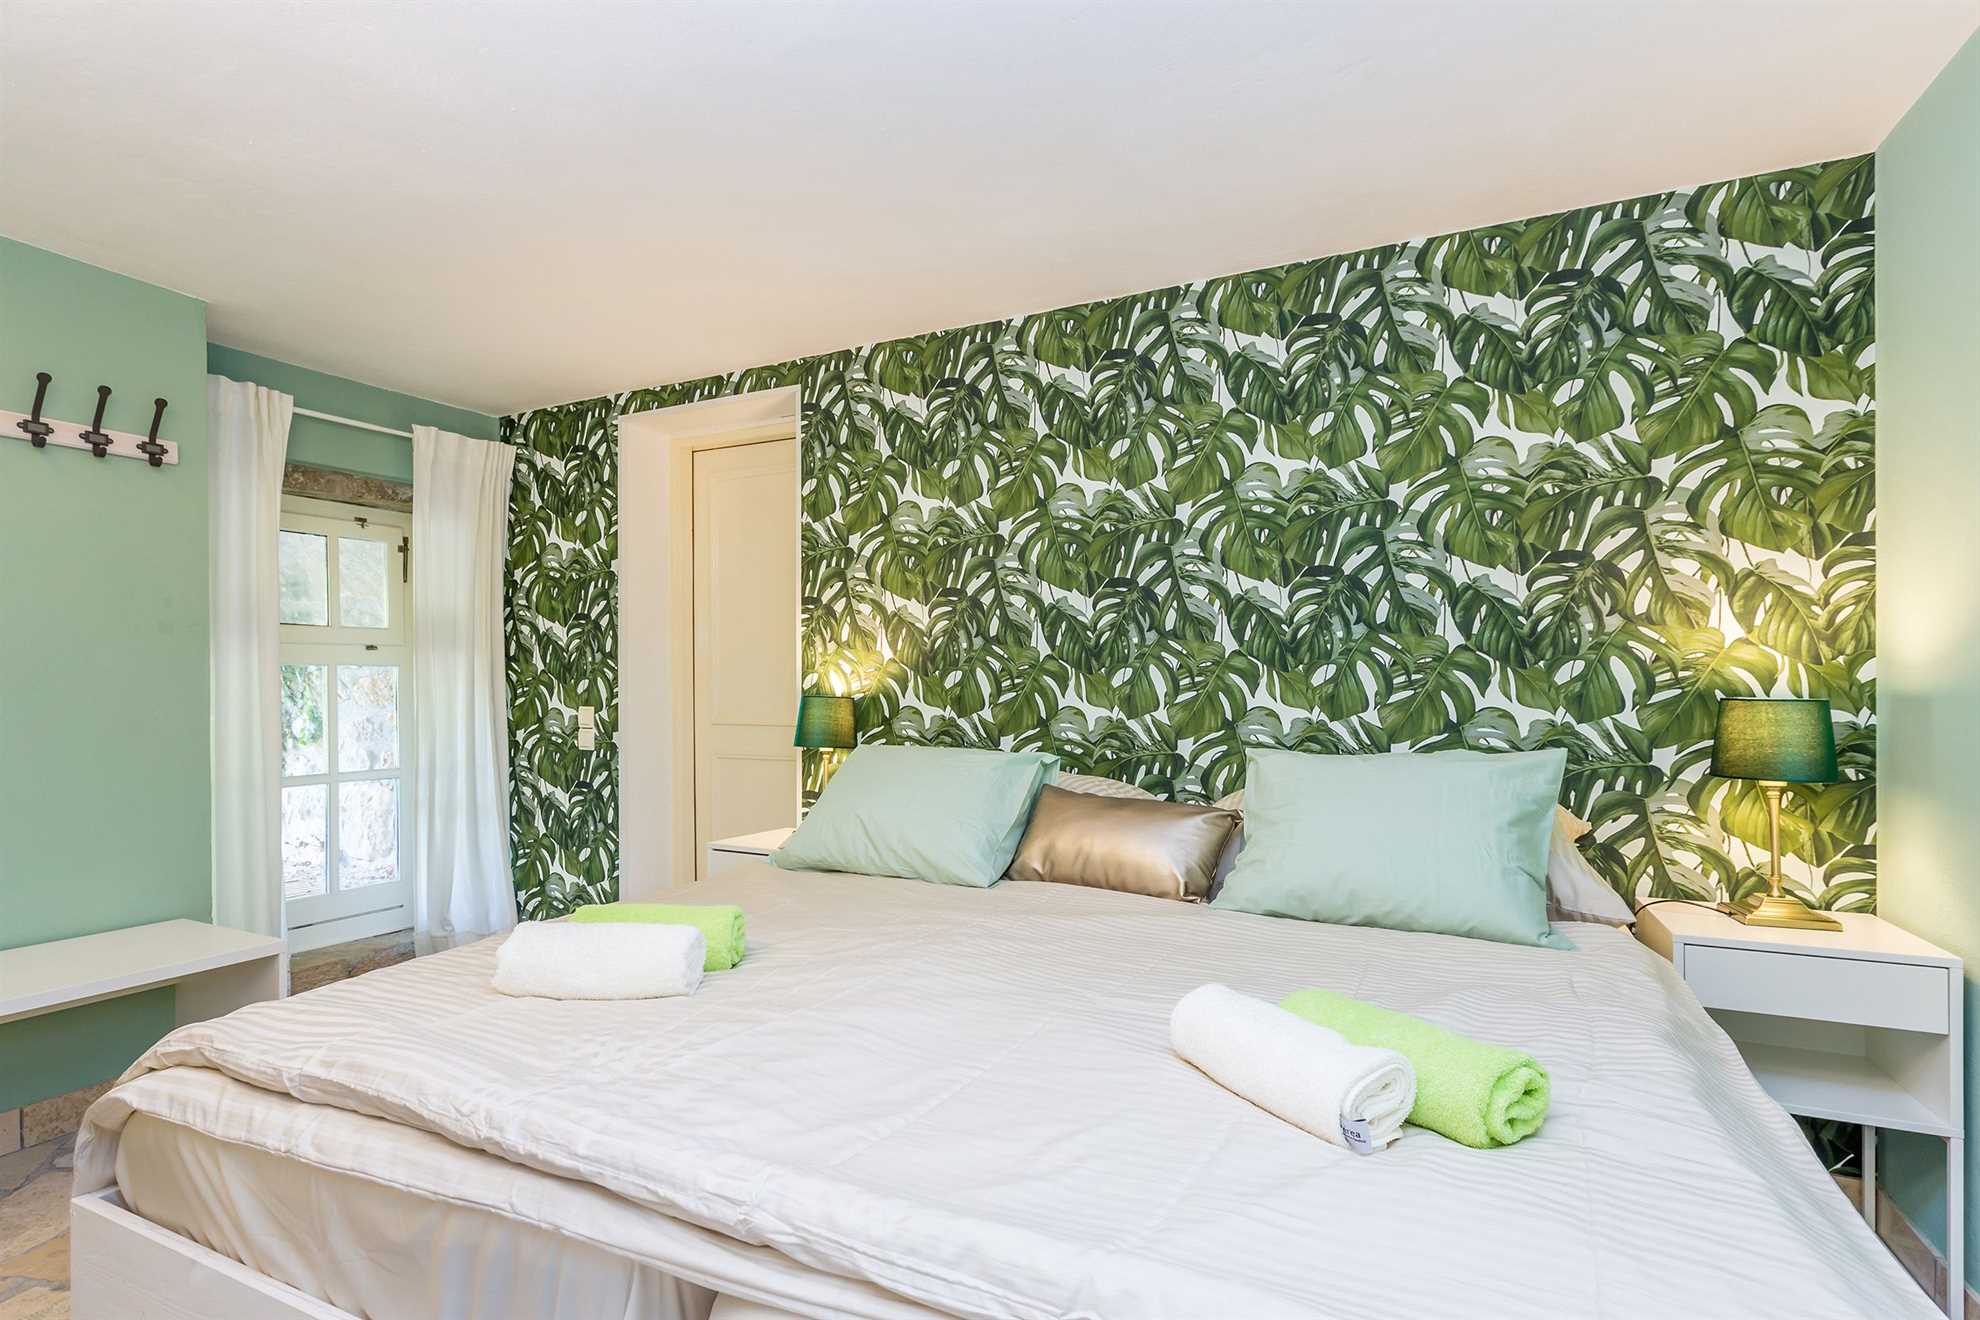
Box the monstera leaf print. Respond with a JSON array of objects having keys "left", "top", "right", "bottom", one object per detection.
[
  {"left": 1201, "top": 269, "right": 1289, "bottom": 337},
  {"left": 1379, "top": 371, "right": 1491, "bottom": 482},
  {"left": 1337, "top": 258, "right": 1453, "bottom": 373},
  {"left": 1338, "top": 520, "right": 1453, "bottom": 636},
  {"left": 1686, "top": 167, "right": 1819, "bottom": 248},
  {"left": 1549, "top": 332, "right": 1672, "bottom": 444},
  {"left": 1450, "top": 579, "right": 1537, "bottom": 668},
  {"left": 1449, "top": 309, "right": 1532, "bottom": 396},
  {"left": 1812, "top": 409, "right": 1875, "bottom": 539},
  {"left": 1522, "top": 269, "right": 1626, "bottom": 386},
  {"left": 1283, "top": 313, "right": 1374, "bottom": 415},
  {"left": 1410, "top": 436, "right": 1525, "bottom": 569},
  {"left": 1640, "top": 627, "right": 1779, "bottom": 748},
  {"left": 504, "top": 155, "right": 1875, "bottom": 917},
  {"left": 1193, "top": 464, "right": 1294, "bottom": 584},
  {"left": 1167, "top": 406, "right": 1252, "bottom": 501},
  {"left": 1672, "top": 403, "right": 1821, "bottom": 553},
  {"left": 1377, "top": 635, "right": 1492, "bottom": 742},
  {"left": 1638, "top": 333, "right": 1779, "bottom": 458},
  {"left": 1420, "top": 223, "right": 1524, "bottom": 298},
  {"left": 1729, "top": 256, "right": 1829, "bottom": 358},
  {"left": 1285, "top": 566, "right": 1375, "bottom": 665},
  {"left": 1819, "top": 538, "right": 1875, "bottom": 659},
  {"left": 1315, "top": 627, "right": 1405, "bottom": 723},
  {"left": 1299, "top": 368, "right": 1399, "bottom": 467},
  {"left": 1171, "top": 644, "right": 1266, "bottom": 740},
  {"left": 1524, "top": 551, "right": 1627, "bottom": 663},
  {"left": 1818, "top": 220, "right": 1875, "bottom": 350},
  {"left": 1588, "top": 499, "right": 1733, "bottom": 628},
  {"left": 1585, "top": 204, "right": 1729, "bottom": 336},
  {"left": 1589, "top": 791, "right": 1737, "bottom": 902},
  {"left": 1731, "top": 561, "right": 1828, "bottom": 663},
  {"left": 983, "top": 426, "right": 1068, "bottom": 520},
  {"left": 1517, "top": 436, "right": 1662, "bottom": 555}
]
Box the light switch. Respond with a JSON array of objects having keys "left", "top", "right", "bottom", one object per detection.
[{"left": 576, "top": 705, "right": 596, "bottom": 751}]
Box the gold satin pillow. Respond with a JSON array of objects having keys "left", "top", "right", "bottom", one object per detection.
[{"left": 1006, "top": 785, "right": 1242, "bottom": 901}]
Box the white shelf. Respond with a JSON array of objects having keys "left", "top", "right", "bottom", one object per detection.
[
  {"left": 708, "top": 827, "right": 795, "bottom": 857},
  {"left": 1736, "top": 1040, "right": 1958, "bottom": 1137},
  {"left": 0, "top": 919, "right": 284, "bottom": 1025}
]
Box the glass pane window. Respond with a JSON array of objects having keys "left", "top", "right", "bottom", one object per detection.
[
  {"left": 279, "top": 531, "right": 329, "bottom": 625},
  {"left": 339, "top": 537, "right": 390, "bottom": 628},
  {"left": 281, "top": 501, "right": 411, "bottom": 929},
  {"left": 282, "top": 664, "right": 329, "bottom": 776},
  {"left": 337, "top": 666, "right": 401, "bottom": 771},
  {"left": 338, "top": 780, "right": 400, "bottom": 888},
  {"left": 282, "top": 785, "right": 328, "bottom": 899}
]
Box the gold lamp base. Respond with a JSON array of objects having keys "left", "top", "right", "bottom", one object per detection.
[
  {"left": 1731, "top": 892, "right": 1843, "bottom": 931},
  {"left": 1714, "top": 780, "right": 1842, "bottom": 931}
]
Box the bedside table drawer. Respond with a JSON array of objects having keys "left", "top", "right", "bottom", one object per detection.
[{"left": 1684, "top": 945, "right": 1949, "bottom": 1033}]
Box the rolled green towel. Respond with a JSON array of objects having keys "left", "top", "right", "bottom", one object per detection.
[
  {"left": 570, "top": 903, "right": 746, "bottom": 972},
  {"left": 1279, "top": 989, "right": 1549, "bottom": 1148}
]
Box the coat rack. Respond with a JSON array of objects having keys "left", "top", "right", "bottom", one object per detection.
[{"left": 5, "top": 371, "right": 178, "bottom": 467}]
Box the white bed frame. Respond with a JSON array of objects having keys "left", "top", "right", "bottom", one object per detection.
[
  {"left": 71, "top": 1187, "right": 806, "bottom": 1320},
  {"left": 71, "top": 1189, "right": 354, "bottom": 1320}
]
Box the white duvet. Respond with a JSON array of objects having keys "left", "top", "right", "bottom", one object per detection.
[{"left": 80, "top": 864, "right": 1934, "bottom": 1319}]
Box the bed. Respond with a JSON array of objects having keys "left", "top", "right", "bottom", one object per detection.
[{"left": 75, "top": 862, "right": 1937, "bottom": 1319}]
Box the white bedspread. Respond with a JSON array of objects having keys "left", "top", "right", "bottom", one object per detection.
[{"left": 80, "top": 865, "right": 1934, "bottom": 1319}]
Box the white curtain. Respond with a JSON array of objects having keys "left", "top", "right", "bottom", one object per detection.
[
  {"left": 411, "top": 426, "right": 520, "bottom": 951},
  {"left": 209, "top": 377, "right": 293, "bottom": 940}
]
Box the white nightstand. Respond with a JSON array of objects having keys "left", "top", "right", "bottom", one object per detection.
[
  {"left": 1638, "top": 902, "right": 1965, "bottom": 1312},
  {"left": 706, "top": 828, "right": 793, "bottom": 881}
]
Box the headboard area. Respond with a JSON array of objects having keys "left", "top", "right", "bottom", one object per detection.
[{"left": 505, "top": 154, "right": 1875, "bottom": 921}]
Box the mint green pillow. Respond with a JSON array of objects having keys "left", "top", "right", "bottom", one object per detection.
[
  {"left": 772, "top": 745, "right": 1058, "bottom": 888},
  {"left": 1210, "top": 747, "right": 1571, "bottom": 949}
]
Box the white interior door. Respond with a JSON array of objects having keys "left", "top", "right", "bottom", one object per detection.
[{"left": 692, "top": 438, "right": 798, "bottom": 880}]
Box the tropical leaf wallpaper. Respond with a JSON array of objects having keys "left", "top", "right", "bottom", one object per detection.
[{"left": 504, "top": 155, "right": 1876, "bottom": 921}]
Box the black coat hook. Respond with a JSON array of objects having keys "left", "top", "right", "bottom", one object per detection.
[
  {"left": 78, "top": 385, "right": 112, "bottom": 457},
  {"left": 136, "top": 398, "right": 169, "bottom": 467},
  {"left": 17, "top": 372, "right": 53, "bottom": 448}
]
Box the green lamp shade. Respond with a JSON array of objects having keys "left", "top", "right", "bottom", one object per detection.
[
  {"left": 794, "top": 693, "right": 856, "bottom": 749},
  {"left": 1710, "top": 697, "right": 1838, "bottom": 783}
]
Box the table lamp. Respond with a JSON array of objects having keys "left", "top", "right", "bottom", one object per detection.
[
  {"left": 795, "top": 693, "right": 856, "bottom": 758},
  {"left": 1711, "top": 696, "right": 1841, "bottom": 931}
]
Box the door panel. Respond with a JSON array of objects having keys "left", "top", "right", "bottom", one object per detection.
[{"left": 692, "top": 439, "right": 798, "bottom": 881}]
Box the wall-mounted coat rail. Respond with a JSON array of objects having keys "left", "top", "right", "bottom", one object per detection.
[{"left": 5, "top": 372, "right": 178, "bottom": 466}]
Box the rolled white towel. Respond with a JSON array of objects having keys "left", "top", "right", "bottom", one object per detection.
[
  {"left": 493, "top": 921, "right": 706, "bottom": 1000},
  {"left": 1170, "top": 983, "right": 1416, "bottom": 1152}
]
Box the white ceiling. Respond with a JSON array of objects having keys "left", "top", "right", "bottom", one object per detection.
[{"left": 2, "top": 1, "right": 1974, "bottom": 417}]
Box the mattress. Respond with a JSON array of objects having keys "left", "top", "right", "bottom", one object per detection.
[
  {"left": 81, "top": 864, "right": 1938, "bottom": 1320},
  {"left": 108, "top": 1071, "right": 945, "bottom": 1320},
  {"left": 116, "top": 1110, "right": 715, "bottom": 1320}
]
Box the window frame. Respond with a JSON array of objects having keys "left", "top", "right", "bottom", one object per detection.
[{"left": 278, "top": 496, "right": 416, "bottom": 951}]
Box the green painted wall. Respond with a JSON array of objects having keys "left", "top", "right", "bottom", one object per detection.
[
  {"left": 0, "top": 265, "right": 495, "bottom": 1112},
  {"left": 0, "top": 239, "right": 211, "bottom": 1109},
  {"left": 1877, "top": 28, "right": 1980, "bottom": 1291},
  {"left": 206, "top": 344, "right": 497, "bottom": 483}
]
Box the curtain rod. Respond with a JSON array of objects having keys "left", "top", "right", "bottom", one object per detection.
[{"left": 295, "top": 406, "right": 414, "bottom": 440}]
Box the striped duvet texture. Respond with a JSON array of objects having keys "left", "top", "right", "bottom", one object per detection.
[{"left": 80, "top": 865, "right": 1935, "bottom": 1319}]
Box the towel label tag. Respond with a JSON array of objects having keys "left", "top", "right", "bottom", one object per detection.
[{"left": 1340, "top": 1118, "right": 1376, "bottom": 1156}]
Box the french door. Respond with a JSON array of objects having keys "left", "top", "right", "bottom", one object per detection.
[{"left": 278, "top": 497, "right": 414, "bottom": 950}]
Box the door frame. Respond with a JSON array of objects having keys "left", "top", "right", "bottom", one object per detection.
[{"left": 616, "top": 387, "right": 802, "bottom": 898}]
